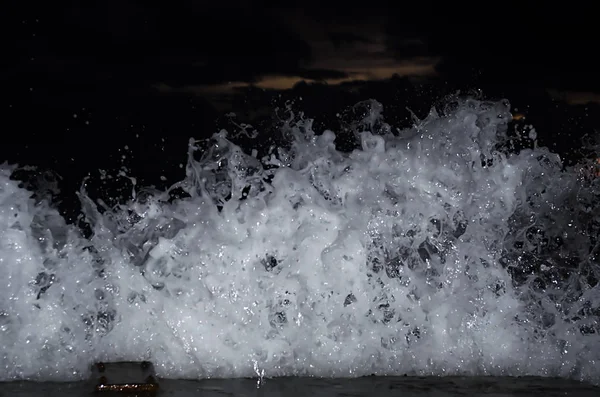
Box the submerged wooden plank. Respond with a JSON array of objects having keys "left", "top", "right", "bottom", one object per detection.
[{"left": 92, "top": 361, "right": 159, "bottom": 393}]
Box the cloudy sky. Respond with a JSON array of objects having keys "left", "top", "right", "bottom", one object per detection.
[{"left": 7, "top": 1, "right": 599, "bottom": 105}]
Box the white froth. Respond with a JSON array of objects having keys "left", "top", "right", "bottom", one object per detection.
[{"left": 0, "top": 98, "right": 599, "bottom": 383}]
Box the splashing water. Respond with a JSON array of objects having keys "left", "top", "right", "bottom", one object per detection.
[{"left": 1, "top": 97, "right": 599, "bottom": 384}]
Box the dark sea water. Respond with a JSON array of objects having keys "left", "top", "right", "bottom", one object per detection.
[{"left": 2, "top": 376, "right": 600, "bottom": 397}]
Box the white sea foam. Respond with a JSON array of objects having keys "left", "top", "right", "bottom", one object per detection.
[{"left": 0, "top": 98, "right": 599, "bottom": 383}]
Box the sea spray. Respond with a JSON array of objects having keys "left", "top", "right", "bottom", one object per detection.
[{"left": 0, "top": 97, "right": 599, "bottom": 383}]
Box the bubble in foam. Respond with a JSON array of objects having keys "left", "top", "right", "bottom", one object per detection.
[{"left": 0, "top": 97, "right": 599, "bottom": 383}]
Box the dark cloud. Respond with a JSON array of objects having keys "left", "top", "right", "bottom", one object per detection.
[
  {"left": 155, "top": 66, "right": 349, "bottom": 89},
  {"left": 285, "top": 68, "right": 349, "bottom": 81},
  {"left": 383, "top": 37, "right": 430, "bottom": 60},
  {"left": 328, "top": 32, "right": 373, "bottom": 49},
  {"left": 7, "top": 1, "right": 314, "bottom": 88},
  {"left": 10, "top": 1, "right": 598, "bottom": 105},
  {"left": 7, "top": 1, "right": 446, "bottom": 94},
  {"left": 385, "top": 4, "right": 600, "bottom": 91}
]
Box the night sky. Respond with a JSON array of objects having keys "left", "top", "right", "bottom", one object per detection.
[{"left": 3, "top": 1, "right": 600, "bottom": 210}]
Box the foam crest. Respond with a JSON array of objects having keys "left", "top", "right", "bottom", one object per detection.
[{"left": 0, "top": 98, "right": 599, "bottom": 383}]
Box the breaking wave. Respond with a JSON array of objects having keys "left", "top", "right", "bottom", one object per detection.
[{"left": 1, "top": 97, "right": 599, "bottom": 384}]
